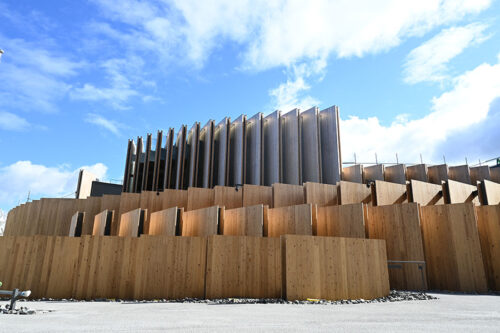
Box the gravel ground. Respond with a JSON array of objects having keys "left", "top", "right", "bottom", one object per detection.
[{"left": 1, "top": 292, "right": 499, "bottom": 332}]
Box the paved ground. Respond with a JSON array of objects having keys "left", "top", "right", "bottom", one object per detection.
[{"left": 1, "top": 293, "right": 500, "bottom": 332}]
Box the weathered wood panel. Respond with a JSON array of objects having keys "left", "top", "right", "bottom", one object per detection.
[
  {"left": 470, "top": 166, "right": 491, "bottom": 185},
  {"left": 266, "top": 204, "right": 312, "bottom": 237},
  {"left": 214, "top": 186, "right": 243, "bottom": 209},
  {"left": 148, "top": 207, "right": 180, "bottom": 236},
  {"left": 384, "top": 164, "right": 406, "bottom": 184},
  {"left": 406, "top": 164, "right": 428, "bottom": 182},
  {"left": 342, "top": 165, "right": 363, "bottom": 183},
  {"left": 181, "top": 206, "right": 220, "bottom": 236},
  {"left": 92, "top": 210, "right": 113, "bottom": 236},
  {"left": 187, "top": 187, "right": 214, "bottom": 211},
  {"left": 363, "top": 164, "right": 385, "bottom": 183},
  {"left": 242, "top": 184, "right": 272, "bottom": 207},
  {"left": 475, "top": 205, "right": 500, "bottom": 291},
  {"left": 409, "top": 179, "right": 444, "bottom": 205},
  {"left": 373, "top": 180, "right": 408, "bottom": 206},
  {"left": 428, "top": 164, "right": 448, "bottom": 184},
  {"left": 445, "top": 179, "right": 480, "bottom": 206},
  {"left": 119, "top": 208, "right": 146, "bottom": 237},
  {"left": 222, "top": 205, "right": 263, "bottom": 236},
  {"left": 449, "top": 165, "right": 471, "bottom": 184},
  {"left": 272, "top": 183, "right": 304, "bottom": 208},
  {"left": 338, "top": 181, "right": 372, "bottom": 205},
  {"left": 304, "top": 182, "right": 338, "bottom": 207},
  {"left": 315, "top": 203, "right": 365, "bottom": 238}
]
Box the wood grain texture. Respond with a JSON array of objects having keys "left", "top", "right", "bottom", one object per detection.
[
  {"left": 187, "top": 187, "right": 214, "bottom": 211},
  {"left": 475, "top": 205, "right": 500, "bottom": 291},
  {"left": 409, "top": 179, "right": 444, "bottom": 205},
  {"left": 92, "top": 210, "right": 113, "bottom": 236},
  {"left": 481, "top": 179, "right": 500, "bottom": 205},
  {"left": 366, "top": 203, "right": 427, "bottom": 290},
  {"left": 81, "top": 197, "right": 102, "bottom": 236},
  {"left": 470, "top": 166, "right": 491, "bottom": 185},
  {"left": 242, "top": 184, "right": 272, "bottom": 207},
  {"left": 449, "top": 165, "right": 471, "bottom": 184},
  {"left": 119, "top": 208, "right": 146, "bottom": 237},
  {"left": 342, "top": 165, "right": 363, "bottom": 183},
  {"left": 160, "top": 189, "right": 188, "bottom": 209},
  {"left": 428, "top": 164, "right": 448, "bottom": 184},
  {"left": 445, "top": 179, "right": 480, "bottom": 206},
  {"left": 272, "top": 183, "right": 304, "bottom": 208},
  {"left": 139, "top": 191, "right": 163, "bottom": 234},
  {"left": 338, "top": 181, "right": 372, "bottom": 205},
  {"left": 384, "top": 164, "right": 406, "bottom": 184},
  {"left": 214, "top": 186, "right": 243, "bottom": 209},
  {"left": 373, "top": 180, "right": 408, "bottom": 206},
  {"left": 491, "top": 167, "right": 500, "bottom": 183},
  {"left": 315, "top": 204, "right": 365, "bottom": 238},
  {"left": 282, "top": 235, "right": 389, "bottom": 301},
  {"left": 222, "top": 205, "right": 263, "bottom": 236},
  {"left": 304, "top": 182, "right": 338, "bottom": 206},
  {"left": 363, "top": 164, "right": 385, "bottom": 183},
  {"left": 406, "top": 164, "right": 428, "bottom": 182},
  {"left": 420, "top": 203, "right": 487, "bottom": 292},
  {"left": 181, "top": 206, "right": 220, "bottom": 236},
  {"left": 266, "top": 204, "right": 312, "bottom": 237},
  {"left": 148, "top": 207, "right": 180, "bottom": 236},
  {"left": 100, "top": 195, "right": 121, "bottom": 236},
  {"left": 117, "top": 193, "right": 141, "bottom": 235},
  {"left": 205, "top": 235, "right": 281, "bottom": 299}
]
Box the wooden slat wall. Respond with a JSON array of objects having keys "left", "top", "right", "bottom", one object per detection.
[
  {"left": 181, "top": 206, "right": 220, "bottom": 236},
  {"left": 406, "top": 164, "right": 428, "bottom": 182},
  {"left": 222, "top": 205, "right": 264, "bottom": 236},
  {"left": 160, "top": 189, "right": 188, "bottom": 210},
  {"left": 428, "top": 164, "right": 448, "bottom": 184},
  {"left": 315, "top": 203, "right": 365, "bottom": 238},
  {"left": 119, "top": 208, "right": 145, "bottom": 237},
  {"left": 470, "top": 166, "right": 491, "bottom": 185},
  {"left": 266, "top": 204, "right": 312, "bottom": 237},
  {"left": 338, "top": 181, "right": 372, "bottom": 205},
  {"left": 342, "top": 165, "right": 363, "bottom": 183},
  {"left": 272, "top": 183, "right": 304, "bottom": 208},
  {"left": 384, "top": 164, "right": 406, "bottom": 184},
  {"left": 139, "top": 191, "right": 163, "bottom": 234},
  {"left": 363, "top": 164, "right": 385, "bottom": 183},
  {"left": 373, "top": 180, "right": 408, "bottom": 206},
  {"left": 148, "top": 207, "right": 180, "bottom": 236},
  {"left": 475, "top": 205, "right": 500, "bottom": 291},
  {"left": 366, "top": 203, "right": 427, "bottom": 290},
  {"left": 281, "top": 235, "right": 389, "bottom": 301},
  {"left": 449, "top": 165, "right": 471, "bottom": 184},
  {"left": 100, "top": 195, "right": 121, "bottom": 236},
  {"left": 205, "top": 236, "right": 281, "bottom": 299},
  {"left": 242, "top": 184, "right": 272, "bottom": 207},
  {"left": 117, "top": 193, "right": 141, "bottom": 234},
  {"left": 409, "top": 179, "right": 444, "bottom": 205},
  {"left": 186, "top": 187, "right": 214, "bottom": 211},
  {"left": 214, "top": 186, "right": 243, "bottom": 209},
  {"left": 82, "top": 197, "right": 102, "bottom": 235},
  {"left": 420, "top": 203, "right": 487, "bottom": 292},
  {"left": 304, "top": 182, "right": 338, "bottom": 206}
]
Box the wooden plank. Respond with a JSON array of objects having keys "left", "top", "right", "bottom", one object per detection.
[
  {"left": 428, "top": 164, "right": 448, "bottom": 184},
  {"left": 142, "top": 133, "right": 153, "bottom": 191},
  {"left": 420, "top": 203, "right": 487, "bottom": 292},
  {"left": 491, "top": 167, "right": 500, "bottom": 183},
  {"left": 187, "top": 187, "right": 214, "bottom": 211},
  {"left": 81, "top": 197, "right": 103, "bottom": 236},
  {"left": 409, "top": 179, "right": 444, "bottom": 205},
  {"left": 406, "top": 164, "right": 428, "bottom": 182},
  {"left": 69, "top": 212, "right": 84, "bottom": 236},
  {"left": 54, "top": 199, "right": 78, "bottom": 236},
  {"left": 242, "top": 184, "right": 272, "bottom": 207},
  {"left": 338, "top": 181, "right": 372, "bottom": 205},
  {"left": 342, "top": 165, "right": 363, "bottom": 183},
  {"left": 149, "top": 207, "right": 180, "bottom": 236},
  {"left": 445, "top": 179, "right": 480, "bottom": 205},
  {"left": 139, "top": 191, "right": 163, "bottom": 234},
  {"left": 214, "top": 185, "right": 243, "bottom": 209},
  {"left": 281, "top": 235, "right": 389, "bottom": 301},
  {"left": 132, "top": 136, "right": 144, "bottom": 193},
  {"left": 92, "top": 210, "right": 113, "bottom": 236},
  {"left": 160, "top": 189, "right": 188, "bottom": 210},
  {"left": 470, "top": 166, "right": 491, "bottom": 185},
  {"left": 266, "top": 204, "right": 312, "bottom": 237},
  {"left": 315, "top": 203, "right": 365, "bottom": 238},
  {"left": 100, "top": 195, "right": 121, "bottom": 235},
  {"left": 384, "top": 164, "right": 406, "bottom": 184},
  {"left": 205, "top": 236, "right": 281, "bottom": 299},
  {"left": 181, "top": 206, "right": 220, "bottom": 236},
  {"left": 222, "top": 205, "right": 263, "bottom": 236},
  {"left": 373, "top": 180, "right": 408, "bottom": 206},
  {"left": 304, "top": 182, "right": 338, "bottom": 207},
  {"left": 363, "top": 164, "right": 384, "bottom": 183},
  {"left": 475, "top": 205, "right": 500, "bottom": 291},
  {"left": 272, "top": 183, "right": 304, "bottom": 208},
  {"left": 119, "top": 208, "right": 146, "bottom": 237},
  {"left": 117, "top": 193, "right": 141, "bottom": 234},
  {"left": 449, "top": 165, "right": 471, "bottom": 184},
  {"left": 366, "top": 203, "right": 427, "bottom": 290},
  {"left": 481, "top": 179, "right": 500, "bottom": 205}
]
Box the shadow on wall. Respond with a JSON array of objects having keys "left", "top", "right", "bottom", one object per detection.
[{"left": 434, "top": 97, "right": 500, "bottom": 163}]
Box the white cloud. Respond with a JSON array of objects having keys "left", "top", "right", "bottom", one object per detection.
[
  {"left": 0, "top": 161, "right": 108, "bottom": 211},
  {"left": 404, "top": 23, "right": 490, "bottom": 84},
  {"left": 0, "top": 111, "right": 30, "bottom": 131},
  {"left": 85, "top": 113, "right": 123, "bottom": 136},
  {"left": 341, "top": 53, "right": 500, "bottom": 164},
  {"left": 0, "top": 209, "right": 6, "bottom": 235}
]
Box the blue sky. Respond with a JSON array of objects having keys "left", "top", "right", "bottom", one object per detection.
[{"left": 1, "top": 0, "right": 500, "bottom": 213}]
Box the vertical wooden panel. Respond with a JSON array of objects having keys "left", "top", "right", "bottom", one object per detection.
[
  {"left": 490, "top": 167, "right": 500, "bottom": 183},
  {"left": 242, "top": 184, "right": 272, "bottom": 207},
  {"left": 272, "top": 183, "right": 304, "bottom": 208},
  {"left": 160, "top": 189, "right": 188, "bottom": 210},
  {"left": 214, "top": 185, "right": 243, "bottom": 209},
  {"left": 428, "top": 164, "right": 448, "bottom": 184},
  {"left": 187, "top": 187, "right": 214, "bottom": 211},
  {"left": 475, "top": 205, "right": 500, "bottom": 291},
  {"left": 119, "top": 208, "right": 146, "bottom": 237},
  {"left": 408, "top": 179, "right": 444, "bottom": 205},
  {"left": 181, "top": 206, "right": 220, "bottom": 236},
  {"left": 373, "top": 180, "right": 408, "bottom": 206},
  {"left": 199, "top": 120, "right": 214, "bottom": 188},
  {"left": 363, "top": 165, "right": 385, "bottom": 183},
  {"left": 366, "top": 203, "right": 427, "bottom": 290},
  {"left": 100, "top": 195, "right": 121, "bottom": 235},
  {"left": 420, "top": 203, "right": 487, "bottom": 292},
  {"left": 92, "top": 210, "right": 113, "bottom": 236},
  {"left": 205, "top": 236, "right": 281, "bottom": 298},
  {"left": 316, "top": 204, "right": 365, "bottom": 238},
  {"left": 445, "top": 179, "right": 480, "bottom": 205},
  {"left": 338, "top": 181, "right": 372, "bottom": 205},
  {"left": 117, "top": 193, "right": 141, "bottom": 234},
  {"left": 481, "top": 179, "right": 500, "bottom": 205},
  {"left": 139, "top": 191, "right": 163, "bottom": 234},
  {"left": 304, "top": 182, "right": 338, "bottom": 207},
  {"left": 449, "top": 165, "right": 471, "bottom": 184},
  {"left": 342, "top": 165, "right": 363, "bottom": 183},
  {"left": 187, "top": 122, "right": 200, "bottom": 188},
  {"left": 82, "top": 197, "right": 103, "bottom": 235},
  {"left": 266, "top": 204, "right": 312, "bottom": 237},
  {"left": 222, "top": 205, "right": 263, "bottom": 236},
  {"left": 406, "top": 164, "right": 428, "bottom": 182},
  {"left": 384, "top": 164, "right": 406, "bottom": 184},
  {"left": 149, "top": 207, "right": 179, "bottom": 236}
]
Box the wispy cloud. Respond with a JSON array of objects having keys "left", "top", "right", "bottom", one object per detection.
[
  {"left": 0, "top": 111, "right": 30, "bottom": 131},
  {"left": 403, "top": 23, "right": 490, "bottom": 84},
  {"left": 85, "top": 113, "right": 124, "bottom": 136}
]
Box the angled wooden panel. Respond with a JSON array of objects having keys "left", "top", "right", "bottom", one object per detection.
[
  {"left": 266, "top": 204, "right": 312, "bottom": 237},
  {"left": 338, "top": 181, "right": 372, "bottom": 205},
  {"left": 409, "top": 179, "right": 444, "bottom": 205},
  {"left": 92, "top": 210, "right": 113, "bottom": 236},
  {"left": 366, "top": 203, "right": 427, "bottom": 290},
  {"left": 187, "top": 187, "right": 214, "bottom": 211},
  {"left": 373, "top": 180, "right": 408, "bottom": 206},
  {"left": 54, "top": 199, "right": 78, "bottom": 236},
  {"left": 384, "top": 164, "right": 406, "bottom": 184},
  {"left": 228, "top": 115, "right": 246, "bottom": 186},
  {"left": 181, "top": 206, "right": 220, "bottom": 236},
  {"left": 222, "top": 205, "right": 263, "bottom": 236},
  {"left": 406, "top": 164, "right": 428, "bottom": 182},
  {"left": 491, "top": 166, "right": 500, "bottom": 183},
  {"left": 117, "top": 192, "right": 140, "bottom": 235},
  {"left": 300, "top": 107, "right": 321, "bottom": 183},
  {"left": 475, "top": 205, "right": 500, "bottom": 291},
  {"left": 119, "top": 208, "right": 146, "bottom": 237},
  {"left": 38, "top": 198, "right": 61, "bottom": 235},
  {"left": 428, "top": 164, "right": 448, "bottom": 184},
  {"left": 242, "top": 184, "right": 272, "bottom": 207},
  {"left": 139, "top": 191, "right": 163, "bottom": 234},
  {"left": 319, "top": 105, "right": 341, "bottom": 185},
  {"left": 100, "top": 194, "right": 121, "bottom": 236},
  {"left": 281, "top": 109, "right": 301, "bottom": 185},
  {"left": 205, "top": 236, "right": 281, "bottom": 299},
  {"left": 198, "top": 120, "right": 214, "bottom": 188},
  {"left": 342, "top": 165, "right": 363, "bottom": 183},
  {"left": 282, "top": 235, "right": 389, "bottom": 301},
  {"left": 263, "top": 110, "right": 281, "bottom": 186},
  {"left": 470, "top": 165, "right": 491, "bottom": 185},
  {"left": 148, "top": 207, "right": 180, "bottom": 236},
  {"left": 160, "top": 188, "right": 188, "bottom": 209},
  {"left": 213, "top": 117, "right": 230, "bottom": 186},
  {"left": 272, "top": 183, "right": 304, "bottom": 208},
  {"left": 445, "top": 179, "right": 480, "bottom": 205},
  {"left": 69, "top": 211, "right": 84, "bottom": 237},
  {"left": 420, "top": 203, "right": 487, "bottom": 292},
  {"left": 363, "top": 164, "right": 384, "bottom": 183},
  {"left": 315, "top": 203, "right": 365, "bottom": 238},
  {"left": 80, "top": 197, "right": 102, "bottom": 235},
  {"left": 214, "top": 185, "right": 243, "bottom": 209},
  {"left": 187, "top": 122, "right": 200, "bottom": 188},
  {"left": 449, "top": 165, "right": 471, "bottom": 184},
  {"left": 245, "top": 112, "right": 263, "bottom": 185},
  {"left": 304, "top": 182, "right": 338, "bottom": 207},
  {"left": 481, "top": 179, "right": 500, "bottom": 205}
]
